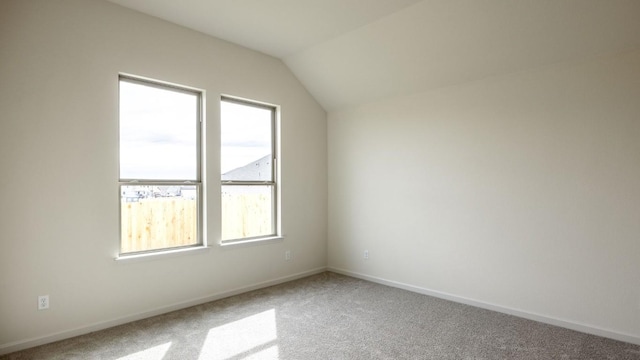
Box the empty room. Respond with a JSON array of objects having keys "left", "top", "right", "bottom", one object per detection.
[{"left": 1, "top": 0, "right": 640, "bottom": 358}]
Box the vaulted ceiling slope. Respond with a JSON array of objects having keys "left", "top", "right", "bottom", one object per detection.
[{"left": 108, "top": 0, "right": 640, "bottom": 111}]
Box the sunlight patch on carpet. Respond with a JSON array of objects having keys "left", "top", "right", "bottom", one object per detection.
[
  {"left": 198, "top": 309, "right": 278, "bottom": 360},
  {"left": 242, "top": 345, "right": 279, "bottom": 359},
  {"left": 116, "top": 342, "right": 172, "bottom": 360}
]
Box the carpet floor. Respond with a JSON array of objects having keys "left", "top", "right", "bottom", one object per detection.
[{"left": 3, "top": 272, "right": 640, "bottom": 359}]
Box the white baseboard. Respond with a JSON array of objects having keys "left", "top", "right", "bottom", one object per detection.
[
  {"left": 0, "top": 267, "right": 327, "bottom": 356},
  {"left": 327, "top": 267, "right": 640, "bottom": 346}
]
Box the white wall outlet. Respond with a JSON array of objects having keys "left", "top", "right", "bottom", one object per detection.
[
  {"left": 364, "top": 250, "right": 369, "bottom": 260},
  {"left": 285, "top": 250, "right": 291, "bottom": 261},
  {"left": 38, "top": 295, "right": 49, "bottom": 310}
]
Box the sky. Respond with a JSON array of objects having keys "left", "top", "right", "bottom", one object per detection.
[
  {"left": 220, "top": 100, "right": 272, "bottom": 175},
  {"left": 119, "top": 80, "right": 198, "bottom": 180},
  {"left": 119, "top": 80, "right": 272, "bottom": 181}
]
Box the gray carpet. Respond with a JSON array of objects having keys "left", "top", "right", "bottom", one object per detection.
[{"left": 3, "top": 272, "right": 640, "bottom": 359}]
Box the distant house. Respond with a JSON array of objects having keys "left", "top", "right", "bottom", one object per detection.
[
  {"left": 221, "top": 155, "right": 271, "bottom": 181},
  {"left": 122, "top": 185, "right": 195, "bottom": 202},
  {"left": 152, "top": 186, "right": 182, "bottom": 198},
  {"left": 121, "top": 186, "right": 152, "bottom": 202},
  {"left": 222, "top": 155, "right": 272, "bottom": 195}
]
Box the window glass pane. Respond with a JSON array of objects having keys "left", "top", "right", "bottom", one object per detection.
[
  {"left": 120, "top": 80, "right": 198, "bottom": 180},
  {"left": 121, "top": 185, "right": 198, "bottom": 253},
  {"left": 221, "top": 101, "right": 272, "bottom": 181},
  {"left": 221, "top": 185, "right": 274, "bottom": 240}
]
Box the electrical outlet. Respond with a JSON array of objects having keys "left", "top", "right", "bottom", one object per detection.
[
  {"left": 364, "top": 250, "right": 369, "bottom": 260},
  {"left": 285, "top": 250, "right": 291, "bottom": 261},
  {"left": 38, "top": 295, "right": 49, "bottom": 310}
]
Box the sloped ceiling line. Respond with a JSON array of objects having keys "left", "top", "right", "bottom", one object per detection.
[{"left": 108, "top": 0, "right": 640, "bottom": 111}]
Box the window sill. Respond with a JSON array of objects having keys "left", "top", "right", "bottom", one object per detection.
[
  {"left": 115, "top": 245, "right": 210, "bottom": 262},
  {"left": 219, "top": 236, "right": 284, "bottom": 248}
]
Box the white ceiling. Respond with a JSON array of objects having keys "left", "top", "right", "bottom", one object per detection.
[{"left": 108, "top": 0, "right": 640, "bottom": 111}]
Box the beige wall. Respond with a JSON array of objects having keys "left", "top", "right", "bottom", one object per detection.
[
  {"left": 328, "top": 50, "right": 640, "bottom": 342},
  {"left": 3, "top": 0, "right": 640, "bottom": 352},
  {"left": 0, "top": 0, "right": 327, "bottom": 350}
]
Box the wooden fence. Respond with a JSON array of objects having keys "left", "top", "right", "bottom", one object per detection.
[
  {"left": 221, "top": 193, "right": 272, "bottom": 240},
  {"left": 121, "top": 198, "right": 197, "bottom": 253},
  {"left": 121, "top": 194, "right": 271, "bottom": 252}
]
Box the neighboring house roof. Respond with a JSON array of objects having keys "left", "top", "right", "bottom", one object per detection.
[{"left": 222, "top": 155, "right": 272, "bottom": 181}]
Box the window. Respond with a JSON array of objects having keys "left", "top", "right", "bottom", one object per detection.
[
  {"left": 119, "top": 76, "right": 203, "bottom": 254},
  {"left": 221, "top": 97, "right": 278, "bottom": 242}
]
